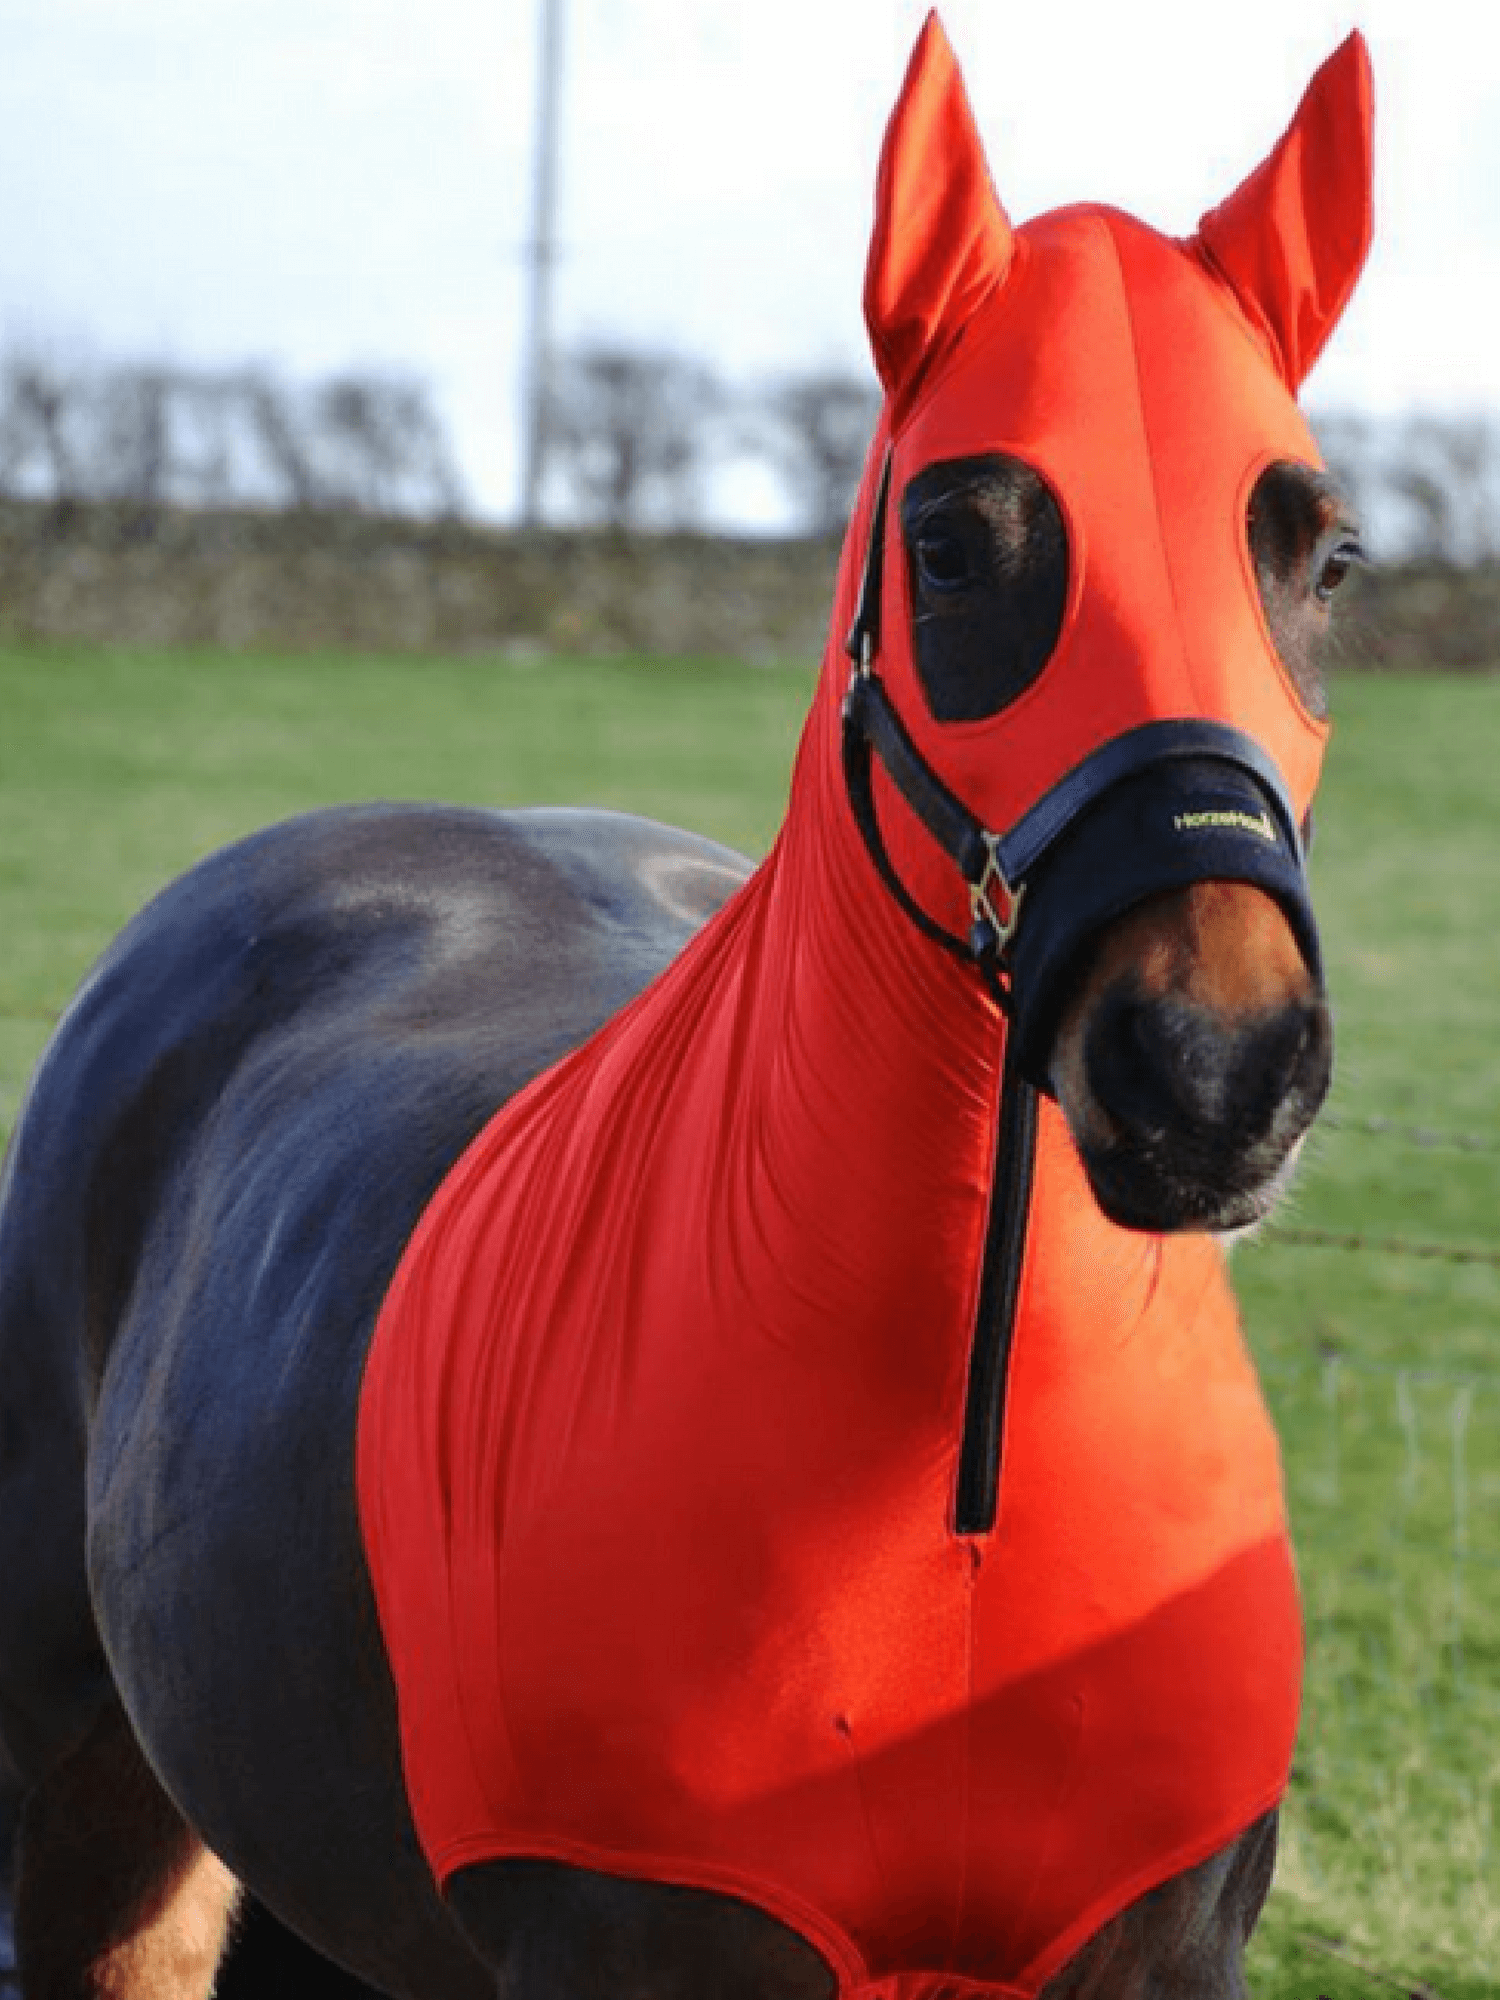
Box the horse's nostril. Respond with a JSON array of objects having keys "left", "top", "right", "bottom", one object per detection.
[
  {"left": 1085, "top": 989, "right": 1332, "bottom": 1145},
  {"left": 1084, "top": 991, "right": 1205, "bottom": 1140},
  {"left": 1243, "top": 996, "right": 1334, "bottom": 1127}
]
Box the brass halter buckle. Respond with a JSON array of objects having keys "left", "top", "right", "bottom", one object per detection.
[{"left": 969, "top": 833, "right": 1024, "bottom": 958}]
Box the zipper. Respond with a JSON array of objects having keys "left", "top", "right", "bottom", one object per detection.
[{"left": 954, "top": 1054, "right": 1039, "bottom": 1536}]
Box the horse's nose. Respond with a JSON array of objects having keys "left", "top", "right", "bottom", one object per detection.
[{"left": 1084, "top": 986, "right": 1333, "bottom": 1149}]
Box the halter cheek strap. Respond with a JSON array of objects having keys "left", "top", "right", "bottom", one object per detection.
[
  {"left": 841, "top": 674, "right": 1023, "bottom": 981},
  {"left": 841, "top": 451, "right": 1023, "bottom": 1004}
]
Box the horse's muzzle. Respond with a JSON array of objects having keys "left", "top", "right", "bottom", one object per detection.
[{"left": 1072, "top": 977, "right": 1333, "bottom": 1231}]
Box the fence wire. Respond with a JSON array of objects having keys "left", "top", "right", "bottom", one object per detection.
[
  {"left": 1321, "top": 1111, "right": 1500, "bottom": 1156},
  {"left": 1265, "top": 1223, "right": 1500, "bottom": 1268},
  {"left": 1262, "top": 1351, "right": 1500, "bottom": 1950},
  {"left": 1248, "top": 1100, "right": 1500, "bottom": 1975}
]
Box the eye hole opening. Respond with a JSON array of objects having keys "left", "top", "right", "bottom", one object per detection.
[
  {"left": 1247, "top": 459, "right": 1364, "bottom": 594},
  {"left": 899, "top": 452, "right": 1070, "bottom": 723},
  {"left": 1247, "top": 459, "right": 1365, "bottom": 725}
]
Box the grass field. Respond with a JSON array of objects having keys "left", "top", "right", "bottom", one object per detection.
[{"left": 0, "top": 641, "right": 1496, "bottom": 1997}]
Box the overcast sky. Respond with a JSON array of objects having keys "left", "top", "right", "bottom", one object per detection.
[{"left": 1, "top": 0, "right": 1495, "bottom": 523}]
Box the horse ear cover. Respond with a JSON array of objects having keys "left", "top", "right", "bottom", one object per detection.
[
  {"left": 864, "top": 13, "right": 1013, "bottom": 425},
  {"left": 1193, "top": 33, "right": 1375, "bottom": 388},
  {"left": 866, "top": 16, "right": 1373, "bottom": 409}
]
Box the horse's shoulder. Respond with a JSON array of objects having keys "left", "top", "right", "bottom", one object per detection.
[
  {"left": 0, "top": 801, "right": 752, "bottom": 1410},
  {"left": 13, "top": 801, "right": 749, "bottom": 1149}
]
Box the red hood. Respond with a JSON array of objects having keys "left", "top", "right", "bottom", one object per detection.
[{"left": 357, "top": 19, "right": 1374, "bottom": 1996}]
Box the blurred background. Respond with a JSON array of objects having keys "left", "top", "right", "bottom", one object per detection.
[
  {"left": 0, "top": 0, "right": 1496, "bottom": 656},
  {"left": 0, "top": 6, "right": 1496, "bottom": 1999}
]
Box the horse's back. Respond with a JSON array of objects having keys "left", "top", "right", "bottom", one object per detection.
[{"left": 0, "top": 801, "right": 749, "bottom": 1991}]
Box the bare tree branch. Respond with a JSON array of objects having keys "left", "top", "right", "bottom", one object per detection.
[
  {"left": 1389, "top": 413, "right": 1500, "bottom": 564},
  {"left": 0, "top": 350, "right": 465, "bottom": 522},
  {"left": 1314, "top": 407, "right": 1500, "bottom": 564},
  {"left": 544, "top": 344, "right": 721, "bottom": 533},
  {"left": 746, "top": 366, "right": 880, "bottom": 537},
  {"left": 0, "top": 353, "right": 86, "bottom": 503}
]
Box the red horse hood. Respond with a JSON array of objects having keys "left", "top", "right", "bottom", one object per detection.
[{"left": 358, "top": 18, "right": 1373, "bottom": 1997}]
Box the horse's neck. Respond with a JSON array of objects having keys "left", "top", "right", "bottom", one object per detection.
[{"left": 648, "top": 694, "right": 1004, "bottom": 1366}]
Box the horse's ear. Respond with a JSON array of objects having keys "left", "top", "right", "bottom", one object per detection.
[
  {"left": 1193, "top": 31, "right": 1374, "bottom": 389},
  {"left": 865, "top": 12, "right": 1015, "bottom": 421}
]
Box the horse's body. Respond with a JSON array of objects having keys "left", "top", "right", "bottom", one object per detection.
[
  {"left": 0, "top": 804, "right": 747, "bottom": 1995},
  {"left": 0, "top": 18, "right": 1376, "bottom": 1998},
  {"left": 0, "top": 801, "right": 1284, "bottom": 1999}
]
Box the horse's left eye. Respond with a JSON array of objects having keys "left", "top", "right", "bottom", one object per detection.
[
  {"left": 916, "top": 528, "right": 973, "bottom": 592},
  {"left": 1315, "top": 539, "right": 1364, "bottom": 603}
]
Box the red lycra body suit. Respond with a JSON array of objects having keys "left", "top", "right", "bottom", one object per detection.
[{"left": 357, "top": 20, "right": 1373, "bottom": 1997}]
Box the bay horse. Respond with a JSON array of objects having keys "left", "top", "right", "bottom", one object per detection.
[{"left": 0, "top": 18, "right": 1371, "bottom": 2000}]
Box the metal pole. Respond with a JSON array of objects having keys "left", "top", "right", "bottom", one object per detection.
[{"left": 520, "top": 0, "right": 564, "bottom": 528}]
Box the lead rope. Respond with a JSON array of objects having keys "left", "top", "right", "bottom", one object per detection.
[
  {"left": 839, "top": 446, "right": 1038, "bottom": 1536},
  {"left": 956, "top": 1041, "right": 1038, "bottom": 1534}
]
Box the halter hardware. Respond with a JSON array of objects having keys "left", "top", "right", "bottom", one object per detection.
[{"left": 969, "top": 834, "right": 1024, "bottom": 961}]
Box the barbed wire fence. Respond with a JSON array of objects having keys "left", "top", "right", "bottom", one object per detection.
[{"left": 1249, "top": 1108, "right": 1500, "bottom": 1989}]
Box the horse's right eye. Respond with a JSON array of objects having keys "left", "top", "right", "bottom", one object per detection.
[{"left": 916, "top": 528, "right": 972, "bottom": 591}]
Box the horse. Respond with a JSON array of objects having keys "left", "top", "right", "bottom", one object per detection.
[{"left": 0, "top": 18, "right": 1372, "bottom": 2000}]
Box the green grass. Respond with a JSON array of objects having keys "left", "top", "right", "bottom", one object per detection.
[
  {"left": 0, "top": 642, "right": 813, "bottom": 1127},
  {"left": 1227, "top": 674, "right": 1500, "bottom": 1998},
  {"left": 0, "top": 641, "right": 1497, "bottom": 1995}
]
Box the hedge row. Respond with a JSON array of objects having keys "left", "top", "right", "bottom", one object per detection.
[{"left": 0, "top": 502, "right": 1491, "bottom": 670}]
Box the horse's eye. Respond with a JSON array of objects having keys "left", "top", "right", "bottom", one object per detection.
[
  {"left": 1315, "top": 538, "right": 1364, "bottom": 604},
  {"left": 915, "top": 527, "right": 972, "bottom": 592}
]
